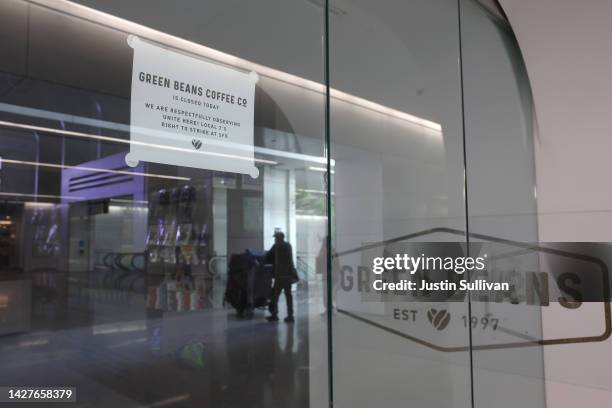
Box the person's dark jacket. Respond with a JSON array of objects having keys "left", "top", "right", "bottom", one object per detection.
[{"left": 264, "top": 241, "right": 297, "bottom": 283}]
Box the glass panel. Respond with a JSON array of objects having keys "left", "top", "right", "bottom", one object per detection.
[
  {"left": 328, "top": 0, "right": 472, "bottom": 407},
  {"left": 0, "top": 1, "right": 328, "bottom": 407},
  {"left": 460, "top": 1, "right": 544, "bottom": 407}
]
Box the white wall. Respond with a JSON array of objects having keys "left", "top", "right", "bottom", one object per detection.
[
  {"left": 263, "top": 167, "right": 297, "bottom": 254},
  {"left": 499, "top": 0, "right": 612, "bottom": 406}
]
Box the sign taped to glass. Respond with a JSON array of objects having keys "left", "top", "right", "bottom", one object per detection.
[{"left": 126, "top": 35, "right": 259, "bottom": 177}]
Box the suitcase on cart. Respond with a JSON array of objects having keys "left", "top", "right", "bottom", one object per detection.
[
  {"left": 253, "top": 263, "right": 273, "bottom": 307},
  {"left": 224, "top": 251, "right": 272, "bottom": 317}
]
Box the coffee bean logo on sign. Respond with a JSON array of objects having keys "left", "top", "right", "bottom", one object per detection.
[
  {"left": 427, "top": 309, "right": 451, "bottom": 331},
  {"left": 192, "top": 139, "right": 202, "bottom": 150},
  {"left": 333, "top": 228, "right": 611, "bottom": 351}
]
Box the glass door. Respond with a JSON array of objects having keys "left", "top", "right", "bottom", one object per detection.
[
  {"left": 328, "top": 0, "right": 472, "bottom": 407},
  {"left": 327, "top": 1, "right": 543, "bottom": 407},
  {"left": 0, "top": 1, "right": 562, "bottom": 408},
  {"left": 0, "top": 1, "right": 328, "bottom": 406}
]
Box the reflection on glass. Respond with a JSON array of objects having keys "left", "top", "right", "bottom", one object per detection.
[
  {"left": 460, "top": 1, "right": 544, "bottom": 407},
  {"left": 329, "top": 0, "right": 471, "bottom": 407},
  {"left": 0, "top": 1, "right": 326, "bottom": 407}
]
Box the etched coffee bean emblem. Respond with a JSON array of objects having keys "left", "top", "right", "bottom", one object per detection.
[
  {"left": 427, "top": 308, "right": 450, "bottom": 331},
  {"left": 192, "top": 139, "right": 202, "bottom": 150}
]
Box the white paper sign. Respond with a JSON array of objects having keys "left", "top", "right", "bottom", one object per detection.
[{"left": 126, "top": 35, "right": 259, "bottom": 177}]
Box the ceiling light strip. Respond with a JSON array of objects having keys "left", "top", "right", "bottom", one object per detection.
[
  {"left": 1, "top": 158, "right": 191, "bottom": 181},
  {"left": 28, "top": 0, "right": 442, "bottom": 132},
  {"left": 0, "top": 192, "right": 85, "bottom": 201},
  {"left": 0, "top": 104, "right": 330, "bottom": 165},
  {"left": 0, "top": 119, "right": 278, "bottom": 166}
]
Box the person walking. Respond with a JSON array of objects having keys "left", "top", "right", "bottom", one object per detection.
[{"left": 265, "top": 231, "right": 298, "bottom": 322}]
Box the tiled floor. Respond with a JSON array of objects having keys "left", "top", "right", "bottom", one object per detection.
[{"left": 0, "top": 292, "right": 313, "bottom": 408}]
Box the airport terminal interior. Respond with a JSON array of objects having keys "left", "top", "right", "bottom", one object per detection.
[{"left": 1, "top": 1, "right": 610, "bottom": 407}]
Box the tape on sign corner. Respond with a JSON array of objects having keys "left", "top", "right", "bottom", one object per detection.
[
  {"left": 127, "top": 35, "right": 139, "bottom": 48},
  {"left": 248, "top": 166, "right": 260, "bottom": 179},
  {"left": 249, "top": 71, "right": 260, "bottom": 84},
  {"left": 125, "top": 152, "right": 139, "bottom": 168}
]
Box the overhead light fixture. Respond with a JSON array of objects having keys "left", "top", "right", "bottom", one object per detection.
[
  {"left": 29, "top": 0, "right": 442, "bottom": 132},
  {"left": 0, "top": 119, "right": 278, "bottom": 166},
  {"left": 297, "top": 188, "right": 334, "bottom": 195},
  {"left": 308, "top": 166, "right": 334, "bottom": 174},
  {"left": 110, "top": 198, "right": 148, "bottom": 205},
  {"left": 0, "top": 102, "right": 335, "bottom": 166},
  {"left": 296, "top": 214, "right": 328, "bottom": 220},
  {"left": 1, "top": 158, "right": 191, "bottom": 181},
  {"left": 0, "top": 102, "right": 329, "bottom": 165},
  {"left": 1, "top": 192, "right": 83, "bottom": 202}
]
